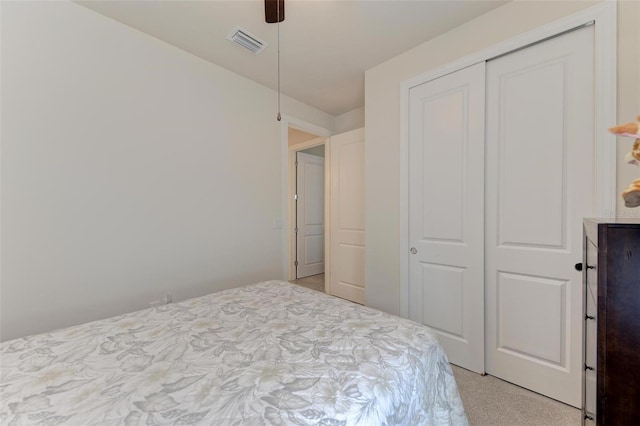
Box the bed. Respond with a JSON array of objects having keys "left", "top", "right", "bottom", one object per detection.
[{"left": 0, "top": 280, "right": 468, "bottom": 425}]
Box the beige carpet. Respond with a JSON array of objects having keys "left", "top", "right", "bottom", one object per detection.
[
  {"left": 290, "top": 273, "right": 325, "bottom": 293},
  {"left": 452, "top": 365, "right": 581, "bottom": 425}
]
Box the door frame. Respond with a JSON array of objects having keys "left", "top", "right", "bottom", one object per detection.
[
  {"left": 292, "top": 143, "right": 327, "bottom": 280},
  {"left": 398, "top": 1, "right": 617, "bottom": 318},
  {"left": 280, "top": 115, "right": 332, "bottom": 283}
]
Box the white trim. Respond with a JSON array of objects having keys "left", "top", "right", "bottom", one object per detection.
[
  {"left": 290, "top": 137, "right": 327, "bottom": 152},
  {"left": 285, "top": 116, "right": 333, "bottom": 139},
  {"left": 399, "top": 1, "right": 617, "bottom": 318},
  {"left": 399, "top": 80, "right": 410, "bottom": 318},
  {"left": 592, "top": 2, "right": 617, "bottom": 218},
  {"left": 280, "top": 115, "right": 333, "bottom": 282},
  {"left": 323, "top": 138, "right": 332, "bottom": 296},
  {"left": 288, "top": 138, "right": 327, "bottom": 281}
]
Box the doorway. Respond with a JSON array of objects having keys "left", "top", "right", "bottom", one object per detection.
[
  {"left": 285, "top": 123, "right": 366, "bottom": 303},
  {"left": 287, "top": 127, "right": 327, "bottom": 289},
  {"left": 295, "top": 148, "right": 325, "bottom": 279}
]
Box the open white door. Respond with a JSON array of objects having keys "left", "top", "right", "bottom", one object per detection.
[
  {"left": 329, "top": 128, "right": 365, "bottom": 304},
  {"left": 296, "top": 152, "right": 325, "bottom": 278},
  {"left": 485, "top": 25, "right": 595, "bottom": 407},
  {"left": 408, "top": 62, "right": 486, "bottom": 374}
]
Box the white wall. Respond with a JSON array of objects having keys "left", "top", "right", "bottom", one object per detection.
[
  {"left": 616, "top": 0, "right": 640, "bottom": 218},
  {"left": 364, "top": 0, "right": 640, "bottom": 315},
  {"left": 335, "top": 106, "right": 365, "bottom": 134},
  {"left": 0, "top": 1, "right": 335, "bottom": 341},
  {"left": 288, "top": 128, "right": 319, "bottom": 146}
]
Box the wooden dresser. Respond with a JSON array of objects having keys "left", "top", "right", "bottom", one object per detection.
[{"left": 581, "top": 219, "right": 640, "bottom": 425}]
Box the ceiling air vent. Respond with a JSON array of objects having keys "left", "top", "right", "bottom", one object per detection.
[{"left": 227, "top": 26, "right": 267, "bottom": 55}]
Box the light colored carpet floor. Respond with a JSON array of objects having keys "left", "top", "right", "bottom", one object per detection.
[
  {"left": 452, "top": 365, "right": 581, "bottom": 425},
  {"left": 290, "top": 273, "right": 325, "bottom": 293}
]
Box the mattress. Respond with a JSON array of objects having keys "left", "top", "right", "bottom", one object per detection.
[{"left": 0, "top": 280, "right": 468, "bottom": 425}]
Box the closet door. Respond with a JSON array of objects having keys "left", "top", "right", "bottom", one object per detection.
[
  {"left": 408, "top": 62, "right": 485, "bottom": 374},
  {"left": 485, "top": 25, "right": 595, "bottom": 407}
]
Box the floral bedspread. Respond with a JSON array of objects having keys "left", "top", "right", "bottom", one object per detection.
[{"left": 0, "top": 281, "right": 468, "bottom": 425}]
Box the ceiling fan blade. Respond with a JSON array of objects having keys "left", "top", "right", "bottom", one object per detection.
[{"left": 265, "top": 0, "right": 285, "bottom": 24}]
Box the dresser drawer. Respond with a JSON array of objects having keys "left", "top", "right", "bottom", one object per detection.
[
  {"left": 584, "top": 367, "right": 596, "bottom": 422},
  {"left": 584, "top": 313, "right": 597, "bottom": 421}
]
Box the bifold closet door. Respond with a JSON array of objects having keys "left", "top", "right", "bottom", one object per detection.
[
  {"left": 484, "top": 25, "right": 595, "bottom": 407},
  {"left": 408, "top": 62, "right": 485, "bottom": 374}
]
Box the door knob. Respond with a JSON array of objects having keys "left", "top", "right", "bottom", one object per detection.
[
  {"left": 575, "top": 262, "right": 594, "bottom": 271},
  {"left": 410, "top": 247, "right": 417, "bottom": 255}
]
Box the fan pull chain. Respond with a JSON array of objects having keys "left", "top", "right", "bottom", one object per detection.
[{"left": 276, "top": 0, "right": 282, "bottom": 121}]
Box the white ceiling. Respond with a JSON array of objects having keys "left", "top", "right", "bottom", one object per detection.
[{"left": 77, "top": 0, "right": 508, "bottom": 116}]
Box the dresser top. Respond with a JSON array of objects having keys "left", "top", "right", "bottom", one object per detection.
[
  {"left": 584, "top": 218, "right": 640, "bottom": 245},
  {"left": 584, "top": 218, "right": 640, "bottom": 226}
]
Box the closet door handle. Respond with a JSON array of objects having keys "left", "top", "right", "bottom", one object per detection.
[{"left": 575, "top": 262, "right": 595, "bottom": 271}]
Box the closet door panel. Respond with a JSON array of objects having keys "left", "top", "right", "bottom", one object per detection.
[
  {"left": 485, "top": 25, "right": 595, "bottom": 407},
  {"left": 408, "top": 62, "right": 485, "bottom": 374},
  {"left": 497, "top": 60, "right": 566, "bottom": 248}
]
